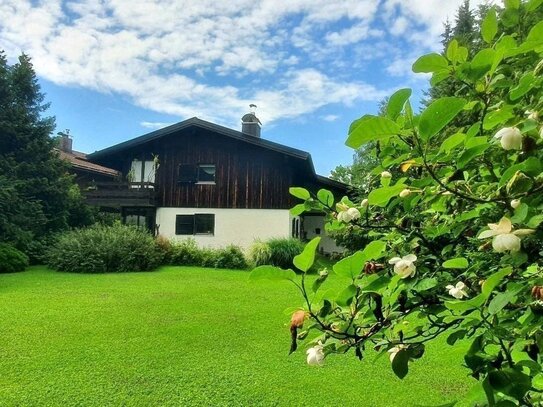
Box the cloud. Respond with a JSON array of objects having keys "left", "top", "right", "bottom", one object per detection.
[
  {"left": 0, "top": 0, "right": 491, "bottom": 127},
  {"left": 140, "top": 121, "right": 174, "bottom": 129},
  {"left": 322, "top": 114, "right": 339, "bottom": 122}
]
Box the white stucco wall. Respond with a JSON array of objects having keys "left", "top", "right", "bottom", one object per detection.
[
  {"left": 303, "top": 215, "right": 344, "bottom": 254},
  {"left": 156, "top": 208, "right": 291, "bottom": 250}
]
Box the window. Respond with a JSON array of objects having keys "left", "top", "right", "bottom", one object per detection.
[
  {"left": 178, "top": 164, "right": 215, "bottom": 184},
  {"left": 130, "top": 160, "right": 156, "bottom": 187},
  {"left": 197, "top": 164, "right": 215, "bottom": 184},
  {"left": 175, "top": 214, "right": 215, "bottom": 235}
]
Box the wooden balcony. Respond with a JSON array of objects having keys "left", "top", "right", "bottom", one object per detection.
[{"left": 84, "top": 182, "right": 156, "bottom": 207}]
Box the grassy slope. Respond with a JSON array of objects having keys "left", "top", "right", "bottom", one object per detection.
[{"left": 0, "top": 267, "right": 471, "bottom": 406}]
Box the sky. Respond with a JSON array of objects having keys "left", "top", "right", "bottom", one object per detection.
[{"left": 0, "top": 0, "right": 490, "bottom": 176}]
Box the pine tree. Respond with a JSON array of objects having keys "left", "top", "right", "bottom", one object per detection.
[
  {"left": 0, "top": 52, "right": 85, "bottom": 254},
  {"left": 453, "top": 0, "right": 476, "bottom": 48}
]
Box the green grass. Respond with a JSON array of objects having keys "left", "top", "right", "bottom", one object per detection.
[{"left": 0, "top": 266, "right": 472, "bottom": 406}]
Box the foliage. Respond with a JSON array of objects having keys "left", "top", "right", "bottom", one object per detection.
[
  {"left": 248, "top": 240, "right": 272, "bottom": 266},
  {"left": 169, "top": 238, "right": 248, "bottom": 269},
  {"left": 47, "top": 224, "right": 164, "bottom": 273},
  {"left": 267, "top": 238, "right": 305, "bottom": 269},
  {"left": 252, "top": 2, "right": 543, "bottom": 405},
  {"left": 0, "top": 243, "right": 28, "bottom": 273},
  {"left": 0, "top": 51, "right": 89, "bottom": 254},
  {"left": 213, "top": 245, "right": 248, "bottom": 269}
]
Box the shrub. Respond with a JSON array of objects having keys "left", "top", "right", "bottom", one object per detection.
[
  {"left": 214, "top": 245, "right": 248, "bottom": 269},
  {"left": 248, "top": 240, "right": 272, "bottom": 266},
  {"left": 155, "top": 235, "right": 173, "bottom": 264},
  {"left": 0, "top": 243, "right": 29, "bottom": 273},
  {"left": 267, "top": 238, "right": 304, "bottom": 269},
  {"left": 170, "top": 238, "right": 204, "bottom": 266},
  {"left": 169, "top": 239, "right": 248, "bottom": 269},
  {"left": 47, "top": 224, "right": 163, "bottom": 273},
  {"left": 25, "top": 235, "right": 58, "bottom": 265}
]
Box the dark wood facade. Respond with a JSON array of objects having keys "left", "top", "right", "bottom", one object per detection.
[{"left": 90, "top": 123, "right": 348, "bottom": 210}]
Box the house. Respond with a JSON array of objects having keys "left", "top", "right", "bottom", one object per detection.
[
  {"left": 55, "top": 131, "right": 120, "bottom": 186},
  {"left": 76, "top": 110, "right": 349, "bottom": 253}
]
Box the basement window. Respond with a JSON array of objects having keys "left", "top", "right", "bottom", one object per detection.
[{"left": 175, "top": 214, "right": 215, "bottom": 235}]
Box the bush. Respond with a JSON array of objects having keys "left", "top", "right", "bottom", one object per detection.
[
  {"left": 47, "top": 224, "right": 164, "bottom": 273},
  {"left": 248, "top": 240, "right": 272, "bottom": 266},
  {"left": 267, "top": 238, "right": 304, "bottom": 269},
  {"left": 0, "top": 243, "right": 29, "bottom": 273},
  {"left": 214, "top": 245, "right": 248, "bottom": 269},
  {"left": 25, "top": 235, "right": 58, "bottom": 265},
  {"left": 169, "top": 239, "right": 248, "bottom": 269},
  {"left": 170, "top": 238, "right": 204, "bottom": 266}
]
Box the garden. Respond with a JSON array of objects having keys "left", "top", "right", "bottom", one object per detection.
[
  {"left": 1, "top": 1, "right": 543, "bottom": 406},
  {"left": 0, "top": 265, "right": 471, "bottom": 406}
]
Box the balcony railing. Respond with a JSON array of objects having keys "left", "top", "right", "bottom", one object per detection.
[{"left": 84, "top": 182, "right": 156, "bottom": 207}]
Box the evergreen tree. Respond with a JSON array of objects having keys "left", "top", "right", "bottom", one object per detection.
[
  {"left": 453, "top": 0, "right": 476, "bottom": 48},
  {"left": 0, "top": 51, "right": 85, "bottom": 254}
]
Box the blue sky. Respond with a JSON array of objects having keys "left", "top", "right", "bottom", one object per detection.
[{"left": 1, "top": 0, "right": 489, "bottom": 175}]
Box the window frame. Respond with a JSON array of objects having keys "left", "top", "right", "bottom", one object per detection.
[{"left": 175, "top": 213, "right": 215, "bottom": 236}]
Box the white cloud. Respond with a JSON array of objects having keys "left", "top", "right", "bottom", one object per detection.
[
  {"left": 322, "top": 114, "right": 339, "bottom": 122},
  {"left": 140, "top": 121, "right": 174, "bottom": 129},
  {"left": 0, "top": 0, "right": 493, "bottom": 128}
]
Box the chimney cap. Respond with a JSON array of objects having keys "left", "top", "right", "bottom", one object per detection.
[{"left": 242, "top": 104, "right": 261, "bottom": 125}]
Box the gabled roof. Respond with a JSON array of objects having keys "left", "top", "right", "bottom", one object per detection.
[{"left": 87, "top": 117, "right": 348, "bottom": 191}]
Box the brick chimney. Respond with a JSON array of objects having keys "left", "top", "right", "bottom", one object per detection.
[
  {"left": 57, "top": 130, "right": 73, "bottom": 153},
  {"left": 241, "top": 104, "right": 261, "bottom": 138}
]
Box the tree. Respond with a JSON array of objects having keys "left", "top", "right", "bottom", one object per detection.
[
  {"left": 252, "top": 1, "right": 543, "bottom": 405},
  {"left": 0, "top": 51, "right": 86, "bottom": 255}
]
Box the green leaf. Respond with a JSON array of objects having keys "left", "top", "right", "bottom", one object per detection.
[
  {"left": 418, "top": 97, "right": 466, "bottom": 141},
  {"left": 457, "top": 144, "right": 490, "bottom": 169},
  {"left": 346, "top": 116, "right": 401, "bottom": 149},
  {"left": 387, "top": 88, "right": 412, "bottom": 120},
  {"left": 509, "top": 72, "right": 536, "bottom": 101},
  {"left": 333, "top": 251, "right": 366, "bottom": 280},
  {"left": 289, "top": 187, "right": 310, "bottom": 200},
  {"left": 412, "top": 53, "right": 448, "bottom": 73},
  {"left": 526, "top": 0, "right": 543, "bottom": 11},
  {"left": 527, "top": 215, "right": 543, "bottom": 228},
  {"left": 468, "top": 48, "right": 496, "bottom": 79},
  {"left": 361, "top": 240, "right": 387, "bottom": 260},
  {"left": 250, "top": 265, "right": 296, "bottom": 282},
  {"left": 442, "top": 257, "right": 469, "bottom": 269},
  {"left": 447, "top": 329, "right": 467, "bottom": 345},
  {"left": 368, "top": 184, "right": 405, "bottom": 207},
  {"left": 488, "top": 369, "right": 531, "bottom": 400},
  {"left": 481, "top": 8, "right": 498, "bottom": 43},
  {"left": 488, "top": 290, "right": 518, "bottom": 315},
  {"left": 290, "top": 204, "right": 306, "bottom": 216},
  {"left": 504, "top": 0, "right": 520, "bottom": 9},
  {"left": 391, "top": 349, "right": 410, "bottom": 379},
  {"left": 336, "top": 284, "right": 357, "bottom": 306},
  {"left": 414, "top": 277, "right": 438, "bottom": 292},
  {"left": 439, "top": 132, "right": 466, "bottom": 154},
  {"left": 482, "top": 267, "right": 512, "bottom": 299},
  {"left": 445, "top": 294, "right": 485, "bottom": 312},
  {"left": 293, "top": 237, "right": 320, "bottom": 273},
  {"left": 483, "top": 106, "right": 514, "bottom": 130},
  {"left": 317, "top": 189, "right": 334, "bottom": 207}
]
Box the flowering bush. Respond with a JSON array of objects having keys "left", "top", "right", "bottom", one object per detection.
[{"left": 252, "top": 3, "right": 543, "bottom": 405}]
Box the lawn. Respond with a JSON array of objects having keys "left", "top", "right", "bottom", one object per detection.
[{"left": 0, "top": 266, "right": 472, "bottom": 406}]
